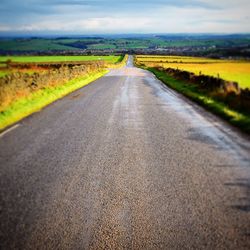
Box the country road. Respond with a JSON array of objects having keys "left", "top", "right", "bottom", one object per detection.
[{"left": 0, "top": 56, "right": 250, "bottom": 249}]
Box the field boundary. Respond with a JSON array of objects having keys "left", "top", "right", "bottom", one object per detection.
[
  {"left": 0, "top": 54, "right": 128, "bottom": 131},
  {"left": 0, "top": 70, "right": 108, "bottom": 131},
  {"left": 141, "top": 66, "right": 250, "bottom": 133}
]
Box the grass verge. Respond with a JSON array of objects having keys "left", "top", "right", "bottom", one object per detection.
[
  {"left": 146, "top": 67, "right": 250, "bottom": 134},
  {"left": 108, "top": 54, "right": 128, "bottom": 68},
  {"left": 0, "top": 70, "right": 108, "bottom": 131}
]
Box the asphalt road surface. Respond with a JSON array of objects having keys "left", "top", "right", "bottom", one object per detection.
[{"left": 1, "top": 56, "right": 250, "bottom": 249}]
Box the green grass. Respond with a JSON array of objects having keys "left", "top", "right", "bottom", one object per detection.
[
  {"left": 0, "top": 71, "right": 8, "bottom": 77},
  {"left": 0, "top": 70, "right": 108, "bottom": 131},
  {"left": 146, "top": 67, "right": 250, "bottom": 133},
  {"left": 0, "top": 55, "right": 122, "bottom": 64}
]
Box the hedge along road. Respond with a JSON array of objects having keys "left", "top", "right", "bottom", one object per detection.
[{"left": 0, "top": 56, "right": 250, "bottom": 249}]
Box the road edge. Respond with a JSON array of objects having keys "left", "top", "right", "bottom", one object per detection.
[
  {"left": 0, "top": 70, "right": 108, "bottom": 132},
  {"left": 141, "top": 66, "right": 250, "bottom": 134}
]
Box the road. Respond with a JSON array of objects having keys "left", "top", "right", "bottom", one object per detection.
[{"left": 0, "top": 56, "right": 250, "bottom": 249}]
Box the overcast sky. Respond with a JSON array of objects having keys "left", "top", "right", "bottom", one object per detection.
[{"left": 0, "top": 0, "right": 249, "bottom": 34}]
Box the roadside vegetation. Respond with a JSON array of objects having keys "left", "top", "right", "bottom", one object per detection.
[
  {"left": 135, "top": 55, "right": 250, "bottom": 133},
  {"left": 0, "top": 55, "right": 123, "bottom": 78},
  {"left": 0, "top": 55, "right": 127, "bottom": 130},
  {"left": 136, "top": 55, "right": 250, "bottom": 89}
]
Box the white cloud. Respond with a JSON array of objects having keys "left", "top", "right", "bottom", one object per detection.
[
  {"left": 0, "top": 0, "right": 249, "bottom": 33},
  {"left": 16, "top": 17, "right": 152, "bottom": 32}
]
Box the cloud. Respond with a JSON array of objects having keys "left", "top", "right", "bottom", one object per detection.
[
  {"left": 0, "top": 25, "right": 11, "bottom": 32},
  {"left": 15, "top": 17, "right": 153, "bottom": 32},
  {"left": 0, "top": 0, "right": 249, "bottom": 34}
]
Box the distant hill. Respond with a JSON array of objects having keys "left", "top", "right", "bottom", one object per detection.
[{"left": 0, "top": 34, "right": 249, "bottom": 58}]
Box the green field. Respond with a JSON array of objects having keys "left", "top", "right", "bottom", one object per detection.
[
  {"left": 1, "top": 35, "right": 249, "bottom": 52},
  {"left": 0, "top": 39, "right": 78, "bottom": 51},
  {"left": 0, "top": 55, "right": 122, "bottom": 63},
  {"left": 0, "top": 55, "right": 124, "bottom": 78},
  {"left": 88, "top": 44, "right": 117, "bottom": 50}
]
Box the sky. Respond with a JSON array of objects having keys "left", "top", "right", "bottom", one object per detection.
[{"left": 0, "top": 0, "right": 249, "bottom": 34}]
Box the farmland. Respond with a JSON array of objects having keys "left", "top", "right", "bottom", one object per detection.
[
  {"left": 0, "top": 35, "right": 250, "bottom": 56},
  {"left": 2, "top": 0, "right": 250, "bottom": 247},
  {"left": 136, "top": 56, "right": 250, "bottom": 89},
  {"left": 135, "top": 55, "right": 250, "bottom": 132},
  {"left": 0, "top": 55, "right": 122, "bottom": 63},
  {"left": 0, "top": 54, "right": 127, "bottom": 130},
  {"left": 0, "top": 55, "right": 123, "bottom": 78}
]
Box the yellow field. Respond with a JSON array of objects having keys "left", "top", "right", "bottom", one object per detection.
[
  {"left": 136, "top": 55, "right": 222, "bottom": 63},
  {"left": 136, "top": 56, "right": 250, "bottom": 89}
]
